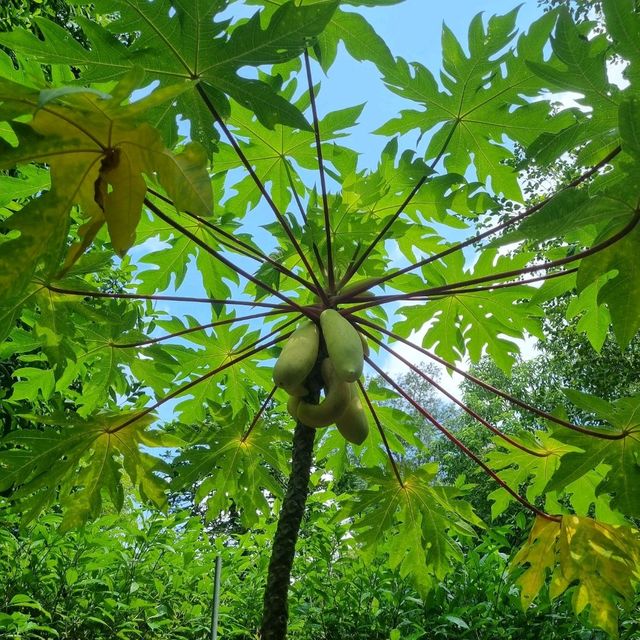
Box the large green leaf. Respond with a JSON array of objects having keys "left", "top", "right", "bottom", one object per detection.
[
  {"left": 526, "top": 9, "right": 621, "bottom": 168},
  {"left": 377, "top": 10, "right": 565, "bottom": 199},
  {"left": 394, "top": 249, "right": 543, "bottom": 371},
  {"left": 577, "top": 221, "right": 640, "bottom": 349},
  {"left": 172, "top": 407, "right": 290, "bottom": 527},
  {"left": 0, "top": 411, "right": 178, "bottom": 529},
  {"left": 546, "top": 391, "right": 640, "bottom": 518},
  {"left": 0, "top": 1, "right": 339, "bottom": 145},
  {"left": 343, "top": 465, "right": 482, "bottom": 594}
]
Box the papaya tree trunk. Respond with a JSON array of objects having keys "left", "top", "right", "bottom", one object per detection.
[{"left": 260, "top": 419, "right": 316, "bottom": 639}]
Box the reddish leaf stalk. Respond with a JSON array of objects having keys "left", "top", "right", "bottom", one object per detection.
[
  {"left": 112, "top": 310, "right": 283, "bottom": 349},
  {"left": 195, "top": 84, "right": 329, "bottom": 304},
  {"left": 337, "top": 120, "right": 460, "bottom": 290},
  {"left": 240, "top": 386, "right": 278, "bottom": 443},
  {"left": 147, "top": 188, "right": 321, "bottom": 296},
  {"left": 303, "top": 49, "right": 335, "bottom": 294},
  {"left": 360, "top": 328, "right": 546, "bottom": 457},
  {"left": 341, "top": 208, "right": 639, "bottom": 314},
  {"left": 340, "top": 268, "right": 577, "bottom": 312},
  {"left": 352, "top": 316, "right": 627, "bottom": 441},
  {"left": 145, "top": 198, "right": 310, "bottom": 315},
  {"left": 336, "top": 146, "right": 622, "bottom": 300},
  {"left": 148, "top": 188, "right": 260, "bottom": 259},
  {"left": 383, "top": 211, "right": 640, "bottom": 303},
  {"left": 110, "top": 328, "right": 294, "bottom": 435},
  {"left": 183, "top": 209, "right": 320, "bottom": 296},
  {"left": 45, "top": 284, "right": 291, "bottom": 311},
  {"left": 407, "top": 268, "right": 577, "bottom": 300},
  {"left": 283, "top": 160, "right": 328, "bottom": 279},
  {"left": 239, "top": 315, "right": 302, "bottom": 356},
  {"left": 365, "top": 356, "right": 560, "bottom": 523},
  {"left": 357, "top": 379, "right": 404, "bottom": 488}
]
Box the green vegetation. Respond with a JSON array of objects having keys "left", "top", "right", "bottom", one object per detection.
[{"left": 1, "top": 0, "right": 640, "bottom": 637}]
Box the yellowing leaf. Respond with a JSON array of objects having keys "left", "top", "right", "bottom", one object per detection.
[
  {"left": 511, "top": 516, "right": 560, "bottom": 607},
  {"left": 0, "top": 72, "right": 212, "bottom": 259},
  {"left": 512, "top": 515, "right": 640, "bottom": 638}
]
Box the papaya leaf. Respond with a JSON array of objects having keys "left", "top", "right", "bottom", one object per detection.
[
  {"left": 0, "top": 1, "right": 339, "bottom": 145},
  {"left": 577, "top": 221, "right": 640, "bottom": 350},
  {"left": 526, "top": 9, "right": 621, "bottom": 168},
  {"left": 0, "top": 192, "right": 70, "bottom": 313},
  {"left": 512, "top": 515, "right": 640, "bottom": 638},
  {"left": 342, "top": 465, "right": 481, "bottom": 595},
  {"left": 603, "top": 0, "right": 640, "bottom": 88},
  {"left": 172, "top": 409, "right": 290, "bottom": 527},
  {"left": 546, "top": 391, "right": 640, "bottom": 518},
  {"left": 0, "top": 411, "right": 176, "bottom": 529},
  {"left": 0, "top": 73, "right": 212, "bottom": 262},
  {"left": 491, "top": 189, "right": 638, "bottom": 247},
  {"left": 394, "top": 249, "right": 542, "bottom": 371},
  {"left": 487, "top": 430, "right": 620, "bottom": 523},
  {"left": 377, "top": 10, "right": 565, "bottom": 199},
  {"left": 214, "top": 100, "right": 365, "bottom": 214}
]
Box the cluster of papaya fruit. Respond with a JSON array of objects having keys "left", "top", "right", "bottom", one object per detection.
[{"left": 272, "top": 309, "right": 369, "bottom": 445}]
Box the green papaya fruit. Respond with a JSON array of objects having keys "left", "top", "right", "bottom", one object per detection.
[
  {"left": 272, "top": 321, "right": 319, "bottom": 389},
  {"left": 339, "top": 277, "right": 378, "bottom": 300},
  {"left": 335, "top": 393, "right": 369, "bottom": 445},
  {"left": 359, "top": 332, "right": 370, "bottom": 358},
  {"left": 281, "top": 383, "right": 308, "bottom": 398},
  {"left": 319, "top": 309, "right": 363, "bottom": 382},
  {"left": 287, "top": 395, "right": 301, "bottom": 420},
  {"left": 296, "top": 358, "right": 351, "bottom": 428}
]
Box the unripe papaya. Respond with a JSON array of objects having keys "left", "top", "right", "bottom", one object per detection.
[
  {"left": 359, "top": 332, "right": 370, "bottom": 358},
  {"left": 273, "top": 321, "right": 319, "bottom": 389},
  {"left": 296, "top": 358, "right": 351, "bottom": 428},
  {"left": 287, "top": 395, "right": 300, "bottom": 419},
  {"left": 339, "top": 277, "right": 378, "bottom": 300},
  {"left": 320, "top": 309, "right": 363, "bottom": 382},
  {"left": 281, "top": 383, "right": 308, "bottom": 398},
  {"left": 335, "top": 394, "right": 369, "bottom": 445}
]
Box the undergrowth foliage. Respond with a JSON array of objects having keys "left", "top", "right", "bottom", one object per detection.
[{"left": 0, "top": 0, "right": 639, "bottom": 637}]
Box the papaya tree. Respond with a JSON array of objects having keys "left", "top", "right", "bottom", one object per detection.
[{"left": 1, "top": 1, "right": 639, "bottom": 638}]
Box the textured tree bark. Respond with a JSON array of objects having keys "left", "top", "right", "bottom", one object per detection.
[{"left": 259, "top": 419, "right": 316, "bottom": 639}]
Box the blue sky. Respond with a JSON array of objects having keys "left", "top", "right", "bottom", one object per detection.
[{"left": 317, "top": 0, "right": 544, "bottom": 167}]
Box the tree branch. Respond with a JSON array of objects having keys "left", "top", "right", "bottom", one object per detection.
[
  {"left": 352, "top": 316, "right": 627, "bottom": 441},
  {"left": 365, "top": 356, "right": 560, "bottom": 522},
  {"left": 357, "top": 379, "right": 404, "bottom": 487},
  {"left": 303, "top": 49, "right": 335, "bottom": 293}
]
